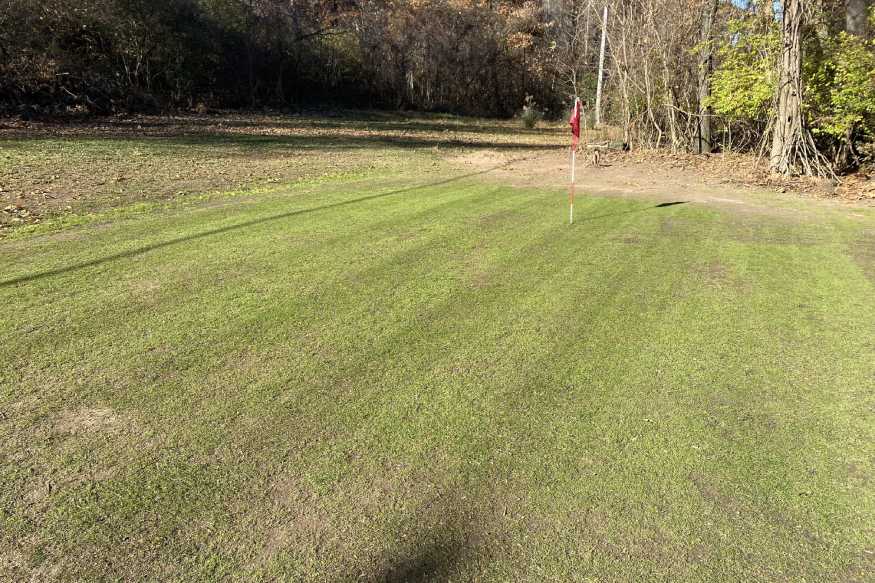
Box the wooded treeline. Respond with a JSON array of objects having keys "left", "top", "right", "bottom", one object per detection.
[
  {"left": 1, "top": 0, "right": 559, "bottom": 117},
  {"left": 2, "top": 0, "right": 873, "bottom": 174}
]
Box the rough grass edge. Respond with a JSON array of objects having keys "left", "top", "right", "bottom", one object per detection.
[{"left": 0, "top": 169, "right": 385, "bottom": 241}]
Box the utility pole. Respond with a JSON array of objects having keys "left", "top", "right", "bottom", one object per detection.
[{"left": 595, "top": 5, "right": 608, "bottom": 127}]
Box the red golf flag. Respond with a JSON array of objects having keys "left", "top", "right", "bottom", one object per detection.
[{"left": 569, "top": 99, "right": 581, "bottom": 148}]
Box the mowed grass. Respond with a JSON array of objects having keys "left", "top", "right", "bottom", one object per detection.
[{"left": 1, "top": 162, "right": 874, "bottom": 581}]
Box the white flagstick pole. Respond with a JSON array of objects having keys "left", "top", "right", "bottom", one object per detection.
[{"left": 570, "top": 147, "right": 575, "bottom": 224}]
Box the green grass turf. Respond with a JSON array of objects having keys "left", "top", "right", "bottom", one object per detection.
[{"left": 1, "top": 169, "right": 874, "bottom": 581}]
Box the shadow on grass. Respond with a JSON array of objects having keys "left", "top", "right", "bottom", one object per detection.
[
  {"left": 0, "top": 161, "right": 524, "bottom": 287},
  {"left": 377, "top": 531, "right": 467, "bottom": 583},
  {"left": 369, "top": 489, "right": 486, "bottom": 583},
  {"left": 572, "top": 201, "right": 688, "bottom": 225},
  {"left": 0, "top": 163, "right": 687, "bottom": 288}
]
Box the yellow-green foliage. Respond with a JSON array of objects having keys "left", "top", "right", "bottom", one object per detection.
[
  {"left": 709, "top": 19, "right": 779, "bottom": 120},
  {"left": 711, "top": 16, "right": 875, "bottom": 155},
  {"left": 815, "top": 33, "right": 875, "bottom": 140}
]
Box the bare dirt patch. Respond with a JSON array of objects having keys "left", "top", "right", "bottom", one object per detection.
[
  {"left": 55, "top": 406, "right": 135, "bottom": 435},
  {"left": 452, "top": 146, "right": 875, "bottom": 215},
  {"left": 255, "top": 474, "right": 337, "bottom": 568}
]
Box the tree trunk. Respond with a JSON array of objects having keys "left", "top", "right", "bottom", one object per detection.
[
  {"left": 613, "top": 19, "right": 632, "bottom": 144},
  {"left": 769, "top": 0, "right": 831, "bottom": 176},
  {"left": 659, "top": 39, "right": 679, "bottom": 151},
  {"left": 595, "top": 5, "right": 608, "bottom": 126},
  {"left": 846, "top": 0, "right": 870, "bottom": 37},
  {"left": 697, "top": 0, "right": 718, "bottom": 154}
]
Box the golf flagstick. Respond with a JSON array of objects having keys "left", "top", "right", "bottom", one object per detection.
[{"left": 568, "top": 97, "right": 581, "bottom": 225}]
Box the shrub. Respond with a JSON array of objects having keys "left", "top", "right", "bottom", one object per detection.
[
  {"left": 814, "top": 33, "right": 875, "bottom": 142},
  {"left": 709, "top": 19, "right": 779, "bottom": 121},
  {"left": 521, "top": 95, "right": 543, "bottom": 129}
]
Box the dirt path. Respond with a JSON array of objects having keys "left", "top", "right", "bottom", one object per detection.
[{"left": 452, "top": 148, "right": 875, "bottom": 220}]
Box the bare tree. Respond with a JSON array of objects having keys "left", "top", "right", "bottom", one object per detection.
[{"left": 551, "top": 0, "right": 594, "bottom": 99}]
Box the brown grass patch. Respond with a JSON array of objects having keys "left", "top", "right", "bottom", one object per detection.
[
  {"left": 128, "top": 278, "right": 162, "bottom": 296},
  {"left": 692, "top": 261, "right": 731, "bottom": 288},
  {"left": 688, "top": 471, "right": 825, "bottom": 553},
  {"left": 840, "top": 546, "right": 875, "bottom": 583},
  {"left": 453, "top": 240, "right": 492, "bottom": 290},
  {"left": 845, "top": 462, "right": 871, "bottom": 486},
  {"left": 55, "top": 406, "right": 135, "bottom": 435},
  {"left": 689, "top": 472, "right": 740, "bottom": 515},
  {"left": 615, "top": 233, "right": 643, "bottom": 245},
  {"left": 469, "top": 271, "right": 490, "bottom": 289},
  {"left": 249, "top": 462, "right": 518, "bottom": 581},
  {"left": 246, "top": 474, "right": 338, "bottom": 572},
  {"left": 475, "top": 209, "right": 518, "bottom": 228},
  {"left": 270, "top": 474, "right": 318, "bottom": 507}
]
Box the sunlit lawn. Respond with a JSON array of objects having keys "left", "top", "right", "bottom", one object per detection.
[{"left": 1, "top": 133, "right": 874, "bottom": 581}]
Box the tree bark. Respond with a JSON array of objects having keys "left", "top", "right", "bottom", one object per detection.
[
  {"left": 769, "top": 0, "right": 829, "bottom": 175},
  {"left": 697, "top": 0, "right": 718, "bottom": 154}
]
